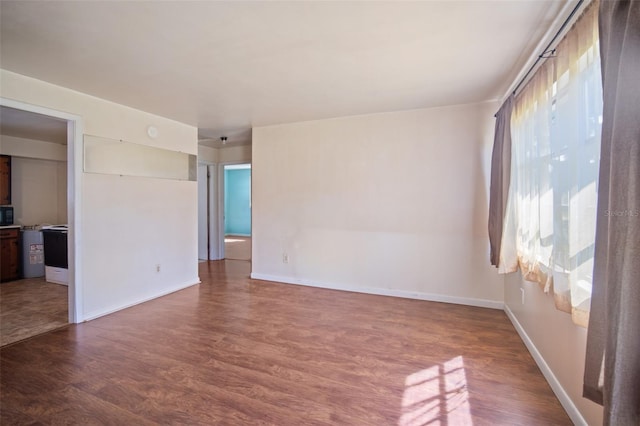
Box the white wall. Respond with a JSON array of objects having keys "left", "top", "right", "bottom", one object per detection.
[
  {"left": 0, "top": 134, "right": 66, "bottom": 161},
  {"left": 57, "top": 161, "right": 66, "bottom": 223},
  {"left": 197, "top": 144, "right": 251, "bottom": 165},
  {"left": 219, "top": 144, "right": 251, "bottom": 163},
  {"left": 0, "top": 69, "right": 199, "bottom": 321},
  {"left": 251, "top": 102, "right": 503, "bottom": 307},
  {"left": 0, "top": 135, "right": 67, "bottom": 225},
  {"left": 198, "top": 145, "right": 218, "bottom": 164},
  {"left": 505, "top": 273, "right": 603, "bottom": 425},
  {"left": 10, "top": 157, "right": 66, "bottom": 225}
]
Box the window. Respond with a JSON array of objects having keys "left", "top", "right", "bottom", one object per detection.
[{"left": 500, "top": 2, "right": 602, "bottom": 326}]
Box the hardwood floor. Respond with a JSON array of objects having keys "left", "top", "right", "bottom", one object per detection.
[
  {"left": 1, "top": 277, "right": 68, "bottom": 346},
  {"left": 0, "top": 260, "right": 571, "bottom": 425}
]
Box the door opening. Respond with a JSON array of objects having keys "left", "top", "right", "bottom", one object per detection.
[
  {"left": 0, "top": 98, "right": 83, "bottom": 332},
  {"left": 222, "top": 163, "right": 251, "bottom": 261}
]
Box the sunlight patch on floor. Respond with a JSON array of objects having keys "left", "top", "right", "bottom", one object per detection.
[{"left": 399, "top": 356, "right": 472, "bottom": 426}]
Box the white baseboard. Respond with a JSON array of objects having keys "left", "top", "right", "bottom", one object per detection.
[
  {"left": 504, "top": 305, "right": 587, "bottom": 426},
  {"left": 83, "top": 278, "right": 200, "bottom": 322},
  {"left": 250, "top": 273, "right": 503, "bottom": 310}
]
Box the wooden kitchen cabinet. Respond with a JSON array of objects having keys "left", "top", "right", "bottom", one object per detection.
[
  {"left": 0, "top": 155, "right": 10, "bottom": 205},
  {"left": 1, "top": 228, "right": 20, "bottom": 282}
]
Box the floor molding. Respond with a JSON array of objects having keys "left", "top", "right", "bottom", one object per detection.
[
  {"left": 504, "top": 304, "right": 587, "bottom": 426},
  {"left": 250, "top": 273, "right": 503, "bottom": 310},
  {"left": 83, "top": 279, "right": 200, "bottom": 322}
]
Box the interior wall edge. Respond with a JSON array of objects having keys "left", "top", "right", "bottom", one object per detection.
[
  {"left": 82, "top": 278, "right": 200, "bottom": 322},
  {"left": 250, "top": 273, "right": 504, "bottom": 310},
  {"left": 198, "top": 145, "right": 218, "bottom": 164}
]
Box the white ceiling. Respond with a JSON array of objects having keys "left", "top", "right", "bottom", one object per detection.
[
  {"left": 0, "top": 106, "right": 68, "bottom": 144},
  {"left": 0, "top": 1, "right": 568, "bottom": 147}
]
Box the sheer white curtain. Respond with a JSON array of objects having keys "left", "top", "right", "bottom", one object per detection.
[{"left": 500, "top": 2, "right": 602, "bottom": 326}]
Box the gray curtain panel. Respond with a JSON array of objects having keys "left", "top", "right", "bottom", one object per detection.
[
  {"left": 584, "top": 1, "right": 640, "bottom": 424},
  {"left": 488, "top": 95, "right": 514, "bottom": 267}
]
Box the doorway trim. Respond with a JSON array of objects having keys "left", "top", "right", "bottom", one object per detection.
[
  {"left": 217, "top": 161, "right": 251, "bottom": 260},
  {"left": 0, "top": 97, "right": 84, "bottom": 324},
  {"left": 197, "top": 161, "right": 220, "bottom": 260}
]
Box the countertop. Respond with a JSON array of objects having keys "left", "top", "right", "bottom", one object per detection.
[{"left": 0, "top": 225, "right": 21, "bottom": 230}]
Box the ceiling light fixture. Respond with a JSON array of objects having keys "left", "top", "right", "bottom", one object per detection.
[{"left": 221, "top": 136, "right": 228, "bottom": 145}]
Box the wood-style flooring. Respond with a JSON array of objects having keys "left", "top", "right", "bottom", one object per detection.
[
  {"left": 224, "top": 235, "right": 251, "bottom": 261},
  {"left": 0, "top": 260, "right": 571, "bottom": 425},
  {"left": 1, "top": 277, "right": 67, "bottom": 346}
]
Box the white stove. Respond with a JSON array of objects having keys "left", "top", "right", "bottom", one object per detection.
[
  {"left": 42, "top": 225, "right": 68, "bottom": 285},
  {"left": 41, "top": 224, "right": 68, "bottom": 231}
]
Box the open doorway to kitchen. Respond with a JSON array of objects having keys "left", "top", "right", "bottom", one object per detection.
[
  {"left": 0, "top": 99, "right": 82, "bottom": 346},
  {"left": 223, "top": 164, "right": 251, "bottom": 261}
]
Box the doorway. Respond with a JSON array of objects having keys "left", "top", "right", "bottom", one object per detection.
[
  {"left": 0, "top": 98, "right": 83, "bottom": 343},
  {"left": 197, "top": 161, "right": 252, "bottom": 262},
  {"left": 197, "top": 162, "right": 218, "bottom": 261},
  {"left": 223, "top": 164, "right": 251, "bottom": 261}
]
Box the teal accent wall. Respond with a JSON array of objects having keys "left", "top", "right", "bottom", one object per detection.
[{"left": 224, "top": 168, "right": 251, "bottom": 235}]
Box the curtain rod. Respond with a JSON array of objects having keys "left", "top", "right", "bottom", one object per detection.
[{"left": 510, "top": 0, "right": 585, "bottom": 97}]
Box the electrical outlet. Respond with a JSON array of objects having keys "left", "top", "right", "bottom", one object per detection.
[
  {"left": 521, "top": 288, "right": 525, "bottom": 305},
  {"left": 282, "top": 253, "right": 289, "bottom": 264},
  {"left": 156, "top": 264, "right": 161, "bottom": 273}
]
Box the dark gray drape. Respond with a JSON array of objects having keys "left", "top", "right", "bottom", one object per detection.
[
  {"left": 488, "top": 95, "right": 514, "bottom": 267},
  {"left": 584, "top": 1, "right": 640, "bottom": 424}
]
